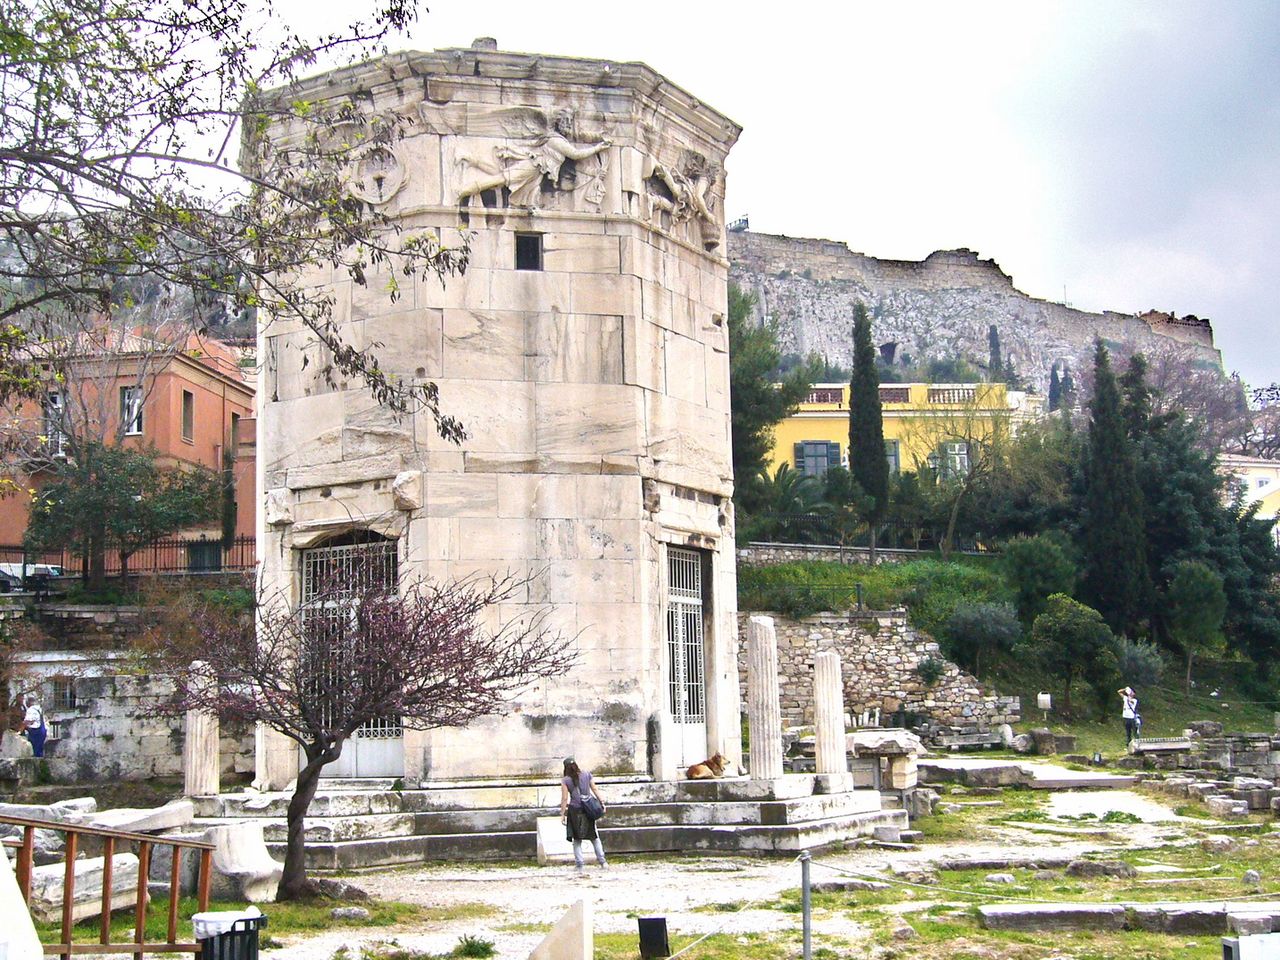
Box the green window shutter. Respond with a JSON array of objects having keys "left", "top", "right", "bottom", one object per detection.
[
  {"left": 827, "top": 443, "right": 841, "bottom": 469},
  {"left": 793, "top": 442, "right": 804, "bottom": 471}
]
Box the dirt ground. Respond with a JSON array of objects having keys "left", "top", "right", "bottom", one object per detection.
[{"left": 258, "top": 787, "right": 1234, "bottom": 960}]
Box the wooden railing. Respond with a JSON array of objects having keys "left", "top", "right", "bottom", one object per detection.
[{"left": 2, "top": 815, "right": 214, "bottom": 959}]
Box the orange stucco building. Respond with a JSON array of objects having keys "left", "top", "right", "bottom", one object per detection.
[{"left": 0, "top": 334, "right": 256, "bottom": 548}]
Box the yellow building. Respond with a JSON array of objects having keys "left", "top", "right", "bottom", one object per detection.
[
  {"left": 1220, "top": 454, "right": 1280, "bottom": 548},
  {"left": 767, "top": 382, "right": 1045, "bottom": 479}
]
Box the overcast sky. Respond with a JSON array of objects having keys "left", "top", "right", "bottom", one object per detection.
[{"left": 377, "top": 0, "right": 1277, "bottom": 388}]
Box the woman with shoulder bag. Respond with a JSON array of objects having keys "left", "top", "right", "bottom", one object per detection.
[{"left": 559, "top": 757, "right": 607, "bottom": 873}]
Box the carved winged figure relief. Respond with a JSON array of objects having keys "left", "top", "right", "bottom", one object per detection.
[{"left": 456, "top": 107, "right": 611, "bottom": 209}]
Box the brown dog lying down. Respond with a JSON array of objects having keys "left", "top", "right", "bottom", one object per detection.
[{"left": 686, "top": 752, "right": 728, "bottom": 780}]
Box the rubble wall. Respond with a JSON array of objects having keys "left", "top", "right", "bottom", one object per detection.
[
  {"left": 41, "top": 672, "right": 253, "bottom": 783},
  {"left": 736, "top": 611, "right": 1019, "bottom": 729}
]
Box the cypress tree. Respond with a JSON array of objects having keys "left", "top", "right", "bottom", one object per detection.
[
  {"left": 1119, "top": 353, "right": 1153, "bottom": 440},
  {"left": 987, "top": 324, "right": 1002, "bottom": 378},
  {"left": 1060, "top": 366, "right": 1077, "bottom": 411},
  {"left": 1080, "top": 340, "right": 1153, "bottom": 636},
  {"left": 849, "top": 302, "right": 889, "bottom": 559},
  {"left": 1048, "top": 365, "right": 1062, "bottom": 412}
]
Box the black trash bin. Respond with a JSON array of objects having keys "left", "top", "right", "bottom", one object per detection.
[{"left": 197, "top": 914, "right": 267, "bottom": 960}]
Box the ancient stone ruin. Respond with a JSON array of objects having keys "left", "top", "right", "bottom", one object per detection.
[{"left": 252, "top": 40, "right": 743, "bottom": 786}]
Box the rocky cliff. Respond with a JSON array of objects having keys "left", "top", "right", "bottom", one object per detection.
[{"left": 727, "top": 230, "right": 1219, "bottom": 388}]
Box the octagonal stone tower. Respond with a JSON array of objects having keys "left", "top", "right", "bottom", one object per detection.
[{"left": 255, "top": 40, "right": 742, "bottom": 787}]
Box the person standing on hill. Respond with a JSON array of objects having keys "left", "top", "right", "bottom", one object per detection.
[{"left": 1119, "top": 687, "right": 1140, "bottom": 744}]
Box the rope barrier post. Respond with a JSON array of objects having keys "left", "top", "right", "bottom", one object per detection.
[{"left": 800, "top": 849, "right": 812, "bottom": 960}]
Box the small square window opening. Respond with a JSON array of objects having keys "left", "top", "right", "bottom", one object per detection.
[{"left": 515, "top": 233, "right": 543, "bottom": 271}]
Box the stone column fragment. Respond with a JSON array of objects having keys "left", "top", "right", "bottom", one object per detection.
[
  {"left": 813, "top": 651, "right": 848, "bottom": 776},
  {"left": 746, "top": 616, "right": 783, "bottom": 780},
  {"left": 183, "top": 662, "right": 220, "bottom": 797}
]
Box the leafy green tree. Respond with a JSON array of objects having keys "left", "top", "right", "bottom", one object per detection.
[
  {"left": 987, "top": 325, "right": 1002, "bottom": 379},
  {"left": 1165, "top": 560, "right": 1227, "bottom": 693},
  {"left": 0, "top": 0, "right": 468, "bottom": 429},
  {"left": 964, "top": 417, "right": 1079, "bottom": 541},
  {"left": 819, "top": 466, "right": 872, "bottom": 559},
  {"left": 740, "top": 464, "right": 829, "bottom": 543},
  {"left": 1025, "top": 593, "right": 1117, "bottom": 714},
  {"left": 1080, "top": 340, "right": 1152, "bottom": 637},
  {"left": 1048, "top": 365, "right": 1062, "bottom": 412},
  {"left": 998, "top": 534, "right": 1078, "bottom": 625},
  {"left": 848, "top": 302, "right": 888, "bottom": 559},
  {"left": 941, "top": 601, "right": 1021, "bottom": 678},
  {"left": 925, "top": 356, "right": 983, "bottom": 383},
  {"left": 728, "top": 284, "right": 818, "bottom": 515},
  {"left": 26, "top": 443, "right": 221, "bottom": 588}
]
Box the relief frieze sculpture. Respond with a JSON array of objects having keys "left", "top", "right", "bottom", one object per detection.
[
  {"left": 455, "top": 107, "right": 611, "bottom": 211},
  {"left": 645, "top": 149, "right": 721, "bottom": 251},
  {"left": 347, "top": 144, "right": 408, "bottom": 205}
]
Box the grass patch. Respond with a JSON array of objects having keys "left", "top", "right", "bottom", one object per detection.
[
  {"left": 33, "top": 896, "right": 433, "bottom": 944},
  {"left": 737, "top": 557, "right": 1008, "bottom": 629},
  {"left": 595, "top": 930, "right": 796, "bottom": 959}
]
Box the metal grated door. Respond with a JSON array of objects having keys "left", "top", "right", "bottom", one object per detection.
[
  {"left": 299, "top": 538, "right": 403, "bottom": 744},
  {"left": 666, "top": 547, "right": 705, "bottom": 726}
]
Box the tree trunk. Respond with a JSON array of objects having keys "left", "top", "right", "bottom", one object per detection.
[
  {"left": 1185, "top": 650, "right": 1194, "bottom": 695},
  {"left": 277, "top": 750, "right": 332, "bottom": 900},
  {"left": 868, "top": 523, "right": 877, "bottom": 565},
  {"left": 87, "top": 525, "right": 107, "bottom": 592},
  {"left": 119, "top": 551, "right": 129, "bottom": 586},
  {"left": 1063, "top": 668, "right": 1074, "bottom": 716},
  {"left": 942, "top": 487, "right": 968, "bottom": 561}
]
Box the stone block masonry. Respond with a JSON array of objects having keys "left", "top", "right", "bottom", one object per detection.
[
  {"left": 27, "top": 669, "right": 253, "bottom": 784},
  {"left": 736, "top": 611, "right": 1019, "bottom": 729}
]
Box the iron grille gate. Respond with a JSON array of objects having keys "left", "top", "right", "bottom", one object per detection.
[
  {"left": 299, "top": 538, "right": 402, "bottom": 740},
  {"left": 666, "top": 547, "right": 705, "bottom": 725}
]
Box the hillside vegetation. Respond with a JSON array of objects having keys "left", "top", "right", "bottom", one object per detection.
[{"left": 738, "top": 557, "right": 1278, "bottom": 735}]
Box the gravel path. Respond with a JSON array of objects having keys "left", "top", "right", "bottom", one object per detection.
[
  {"left": 262, "top": 836, "right": 1108, "bottom": 959},
  {"left": 259, "top": 788, "right": 1216, "bottom": 960}
]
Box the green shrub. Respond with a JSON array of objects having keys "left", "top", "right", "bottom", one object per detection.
[
  {"left": 738, "top": 558, "right": 1011, "bottom": 631},
  {"left": 917, "top": 656, "right": 946, "bottom": 686},
  {"left": 999, "top": 534, "right": 1077, "bottom": 624},
  {"left": 1114, "top": 635, "right": 1164, "bottom": 689},
  {"left": 940, "top": 601, "right": 1021, "bottom": 677},
  {"left": 452, "top": 936, "right": 495, "bottom": 958}
]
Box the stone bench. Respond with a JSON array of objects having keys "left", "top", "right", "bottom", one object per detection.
[
  {"left": 1131, "top": 737, "right": 1193, "bottom": 754},
  {"left": 980, "top": 903, "right": 1125, "bottom": 931}
]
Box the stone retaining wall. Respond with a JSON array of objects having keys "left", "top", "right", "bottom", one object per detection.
[
  {"left": 40, "top": 671, "right": 253, "bottom": 783},
  {"left": 737, "top": 610, "right": 1020, "bottom": 729},
  {"left": 738, "top": 542, "right": 937, "bottom": 567}
]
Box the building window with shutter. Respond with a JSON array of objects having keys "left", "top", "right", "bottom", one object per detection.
[
  {"left": 938, "top": 440, "right": 970, "bottom": 479},
  {"left": 884, "top": 439, "right": 901, "bottom": 475},
  {"left": 793, "top": 440, "right": 840, "bottom": 477},
  {"left": 182, "top": 390, "right": 194, "bottom": 442},
  {"left": 120, "top": 386, "right": 143, "bottom": 435}
]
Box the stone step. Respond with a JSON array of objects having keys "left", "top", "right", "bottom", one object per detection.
[
  {"left": 314, "top": 778, "right": 401, "bottom": 791},
  {"left": 195, "top": 776, "right": 832, "bottom": 820},
  {"left": 271, "top": 808, "right": 911, "bottom": 870},
  {"left": 198, "top": 791, "right": 887, "bottom": 842}
]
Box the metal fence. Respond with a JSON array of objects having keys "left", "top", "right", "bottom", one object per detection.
[
  {"left": 737, "top": 514, "right": 984, "bottom": 554},
  {"left": 0, "top": 535, "right": 256, "bottom": 577}
]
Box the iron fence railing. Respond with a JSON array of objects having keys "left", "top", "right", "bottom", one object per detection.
[
  {"left": 737, "top": 514, "right": 986, "bottom": 554},
  {"left": 0, "top": 535, "right": 255, "bottom": 579}
]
